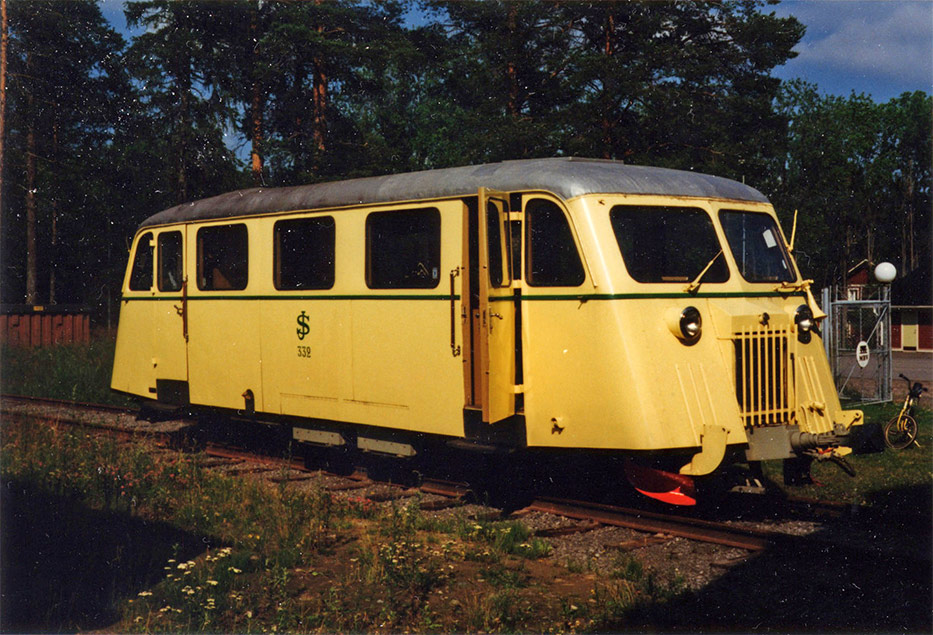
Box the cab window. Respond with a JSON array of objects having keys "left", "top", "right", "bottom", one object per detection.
[
  {"left": 525, "top": 199, "right": 584, "bottom": 287},
  {"left": 366, "top": 208, "right": 441, "bottom": 289},
  {"left": 158, "top": 231, "right": 184, "bottom": 292},
  {"left": 197, "top": 224, "right": 248, "bottom": 291},
  {"left": 274, "top": 217, "right": 336, "bottom": 290},
  {"left": 129, "top": 232, "right": 153, "bottom": 291},
  {"left": 719, "top": 210, "right": 795, "bottom": 283},
  {"left": 610, "top": 206, "right": 728, "bottom": 284}
]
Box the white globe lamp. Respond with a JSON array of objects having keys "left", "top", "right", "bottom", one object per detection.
[{"left": 874, "top": 261, "right": 896, "bottom": 284}]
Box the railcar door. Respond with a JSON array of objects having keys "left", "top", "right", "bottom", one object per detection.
[
  {"left": 151, "top": 226, "right": 189, "bottom": 403},
  {"left": 476, "top": 188, "right": 516, "bottom": 423}
]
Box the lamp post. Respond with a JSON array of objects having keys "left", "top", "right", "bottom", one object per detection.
[{"left": 874, "top": 262, "right": 896, "bottom": 400}]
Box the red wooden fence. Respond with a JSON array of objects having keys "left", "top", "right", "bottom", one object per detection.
[{"left": 0, "top": 306, "right": 91, "bottom": 347}]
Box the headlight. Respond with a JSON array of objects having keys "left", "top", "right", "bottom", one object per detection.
[
  {"left": 680, "top": 307, "right": 702, "bottom": 340},
  {"left": 795, "top": 304, "right": 814, "bottom": 343},
  {"left": 667, "top": 306, "right": 702, "bottom": 344},
  {"left": 795, "top": 305, "right": 814, "bottom": 332}
]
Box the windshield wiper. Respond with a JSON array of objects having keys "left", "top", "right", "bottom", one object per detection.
[{"left": 684, "top": 249, "right": 723, "bottom": 294}]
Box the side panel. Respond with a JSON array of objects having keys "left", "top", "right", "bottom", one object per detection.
[
  {"left": 151, "top": 227, "right": 189, "bottom": 393},
  {"left": 112, "top": 232, "right": 156, "bottom": 398},
  {"left": 111, "top": 300, "right": 156, "bottom": 398},
  {"left": 346, "top": 201, "right": 464, "bottom": 435},
  {"left": 257, "top": 201, "right": 465, "bottom": 437},
  {"left": 186, "top": 223, "right": 262, "bottom": 410},
  {"left": 477, "top": 188, "right": 516, "bottom": 423},
  {"left": 112, "top": 228, "right": 189, "bottom": 400}
]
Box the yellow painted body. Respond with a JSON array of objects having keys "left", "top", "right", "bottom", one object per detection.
[{"left": 112, "top": 188, "right": 860, "bottom": 476}]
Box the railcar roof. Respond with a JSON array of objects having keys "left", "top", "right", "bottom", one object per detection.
[{"left": 139, "top": 157, "right": 769, "bottom": 228}]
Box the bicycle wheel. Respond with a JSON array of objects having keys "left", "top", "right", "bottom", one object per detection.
[{"left": 883, "top": 414, "right": 918, "bottom": 450}]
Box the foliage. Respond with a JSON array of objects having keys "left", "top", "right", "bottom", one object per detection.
[
  {"left": 769, "top": 82, "right": 932, "bottom": 286},
  {"left": 1, "top": 0, "right": 929, "bottom": 318},
  {"left": 0, "top": 335, "right": 133, "bottom": 406}
]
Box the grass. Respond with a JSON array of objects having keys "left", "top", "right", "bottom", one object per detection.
[
  {"left": 2, "top": 338, "right": 930, "bottom": 631},
  {"left": 1, "top": 416, "right": 669, "bottom": 633},
  {"left": 762, "top": 401, "right": 933, "bottom": 512},
  {"left": 1, "top": 333, "right": 135, "bottom": 406}
]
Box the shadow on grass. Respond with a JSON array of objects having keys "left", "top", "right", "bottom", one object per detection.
[
  {"left": 1, "top": 481, "right": 215, "bottom": 633},
  {"left": 624, "top": 484, "right": 933, "bottom": 633}
]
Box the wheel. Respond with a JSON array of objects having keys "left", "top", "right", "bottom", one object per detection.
[{"left": 883, "top": 414, "right": 918, "bottom": 450}]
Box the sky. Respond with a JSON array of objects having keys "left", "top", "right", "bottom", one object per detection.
[
  {"left": 100, "top": 0, "right": 933, "bottom": 103},
  {"left": 772, "top": 0, "right": 932, "bottom": 101}
]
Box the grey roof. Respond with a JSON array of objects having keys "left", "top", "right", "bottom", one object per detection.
[{"left": 139, "top": 157, "right": 769, "bottom": 228}]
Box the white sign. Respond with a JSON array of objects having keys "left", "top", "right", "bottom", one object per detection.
[{"left": 856, "top": 341, "right": 870, "bottom": 368}]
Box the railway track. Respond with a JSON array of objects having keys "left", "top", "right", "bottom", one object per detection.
[{"left": 2, "top": 394, "right": 925, "bottom": 561}]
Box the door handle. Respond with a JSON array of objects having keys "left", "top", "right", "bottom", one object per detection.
[{"left": 449, "top": 268, "right": 461, "bottom": 357}]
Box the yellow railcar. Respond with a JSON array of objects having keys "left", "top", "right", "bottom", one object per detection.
[{"left": 111, "top": 158, "right": 862, "bottom": 504}]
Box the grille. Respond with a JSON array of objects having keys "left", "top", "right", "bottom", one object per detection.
[{"left": 734, "top": 326, "right": 793, "bottom": 426}]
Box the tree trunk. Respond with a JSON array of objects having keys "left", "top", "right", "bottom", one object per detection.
[
  {"left": 24, "top": 52, "right": 37, "bottom": 304},
  {"left": 506, "top": 5, "right": 519, "bottom": 119},
  {"left": 311, "top": 0, "right": 327, "bottom": 170},
  {"left": 171, "top": 18, "right": 191, "bottom": 204},
  {"left": 601, "top": 12, "right": 615, "bottom": 159},
  {"left": 0, "top": 0, "right": 8, "bottom": 228},
  {"left": 906, "top": 159, "right": 916, "bottom": 271},
  {"left": 49, "top": 117, "right": 59, "bottom": 304},
  {"left": 249, "top": 2, "right": 264, "bottom": 185}
]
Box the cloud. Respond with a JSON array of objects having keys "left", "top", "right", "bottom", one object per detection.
[{"left": 791, "top": 2, "right": 933, "bottom": 87}]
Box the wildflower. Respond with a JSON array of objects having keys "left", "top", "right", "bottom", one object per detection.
[
  {"left": 137, "top": 591, "right": 153, "bottom": 597},
  {"left": 134, "top": 616, "right": 143, "bottom": 624},
  {"left": 207, "top": 580, "right": 218, "bottom": 586},
  {"left": 246, "top": 611, "right": 253, "bottom": 619},
  {"left": 177, "top": 562, "right": 189, "bottom": 570},
  {"left": 228, "top": 567, "right": 242, "bottom": 574}
]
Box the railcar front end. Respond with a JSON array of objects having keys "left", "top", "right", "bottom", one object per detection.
[{"left": 524, "top": 193, "right": 862, "bottom": 504}]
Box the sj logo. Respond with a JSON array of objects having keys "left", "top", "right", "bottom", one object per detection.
[{"left": 296, "top": 311, "right": 310, "bottom": 340}]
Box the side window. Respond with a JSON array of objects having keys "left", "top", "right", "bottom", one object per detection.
[
  {"left": 486, "top": 201, "right": 510, "bottom": 287},
  {"left": 197, "top": 224, "right": 249, "bottom": 291},
  {"left": 366, "top": 208, "right": 441, "bottom": 289},
  {"left": 158, "top": 231, "right": 184, "bottom": 292},
  {"left": 525, "top": 199, "right": 585, "bottom": 287},
  {"left": 274, "top": 217, "right": 336, "bottom": 290},
  {"left": 129, "top": 232, "right": 153, "bottom": 291}
]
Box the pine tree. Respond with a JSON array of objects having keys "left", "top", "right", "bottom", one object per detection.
[{"left": 3, "top": 0, "right": 126, "bottom": 304}]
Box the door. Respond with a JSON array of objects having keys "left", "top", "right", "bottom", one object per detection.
[
  {"left": 902, "top": 310, "right": 919, "bottom": 350},
  {"left": 477, "top": 188, "right": 516, "bottom": 423},
  {"left": 153, "top": 227, "right": 189, "bottom": 402}
]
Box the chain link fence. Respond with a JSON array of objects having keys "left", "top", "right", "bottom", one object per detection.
[{"left": 821, "top": 286, "right": 892, "bottom": 404}]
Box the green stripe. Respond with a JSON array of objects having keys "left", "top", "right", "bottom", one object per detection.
[
  {"left": 124, "top": 290, "right": 802, "bottom": 303},
  {"left": 123, "top": 294, "right": 457, "bottom": 302},
  {"left": 512, "top": 291, "right": 805, "bottom": 301}
]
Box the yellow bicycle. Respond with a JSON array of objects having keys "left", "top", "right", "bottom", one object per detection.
[{"left": 883, "top": 374, "right": 926, "bottom": 450}]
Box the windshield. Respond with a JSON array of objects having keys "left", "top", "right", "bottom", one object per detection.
[
  {"left": 610, "top": 206, "right": 729, "bottom": 284},
  {"left": 719, "top": 210, "right": 795, "bottom": 283}
]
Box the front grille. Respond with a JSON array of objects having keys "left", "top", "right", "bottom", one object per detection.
[{"left": 734, "top": 326, "right": 792, "bottom": 426}]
